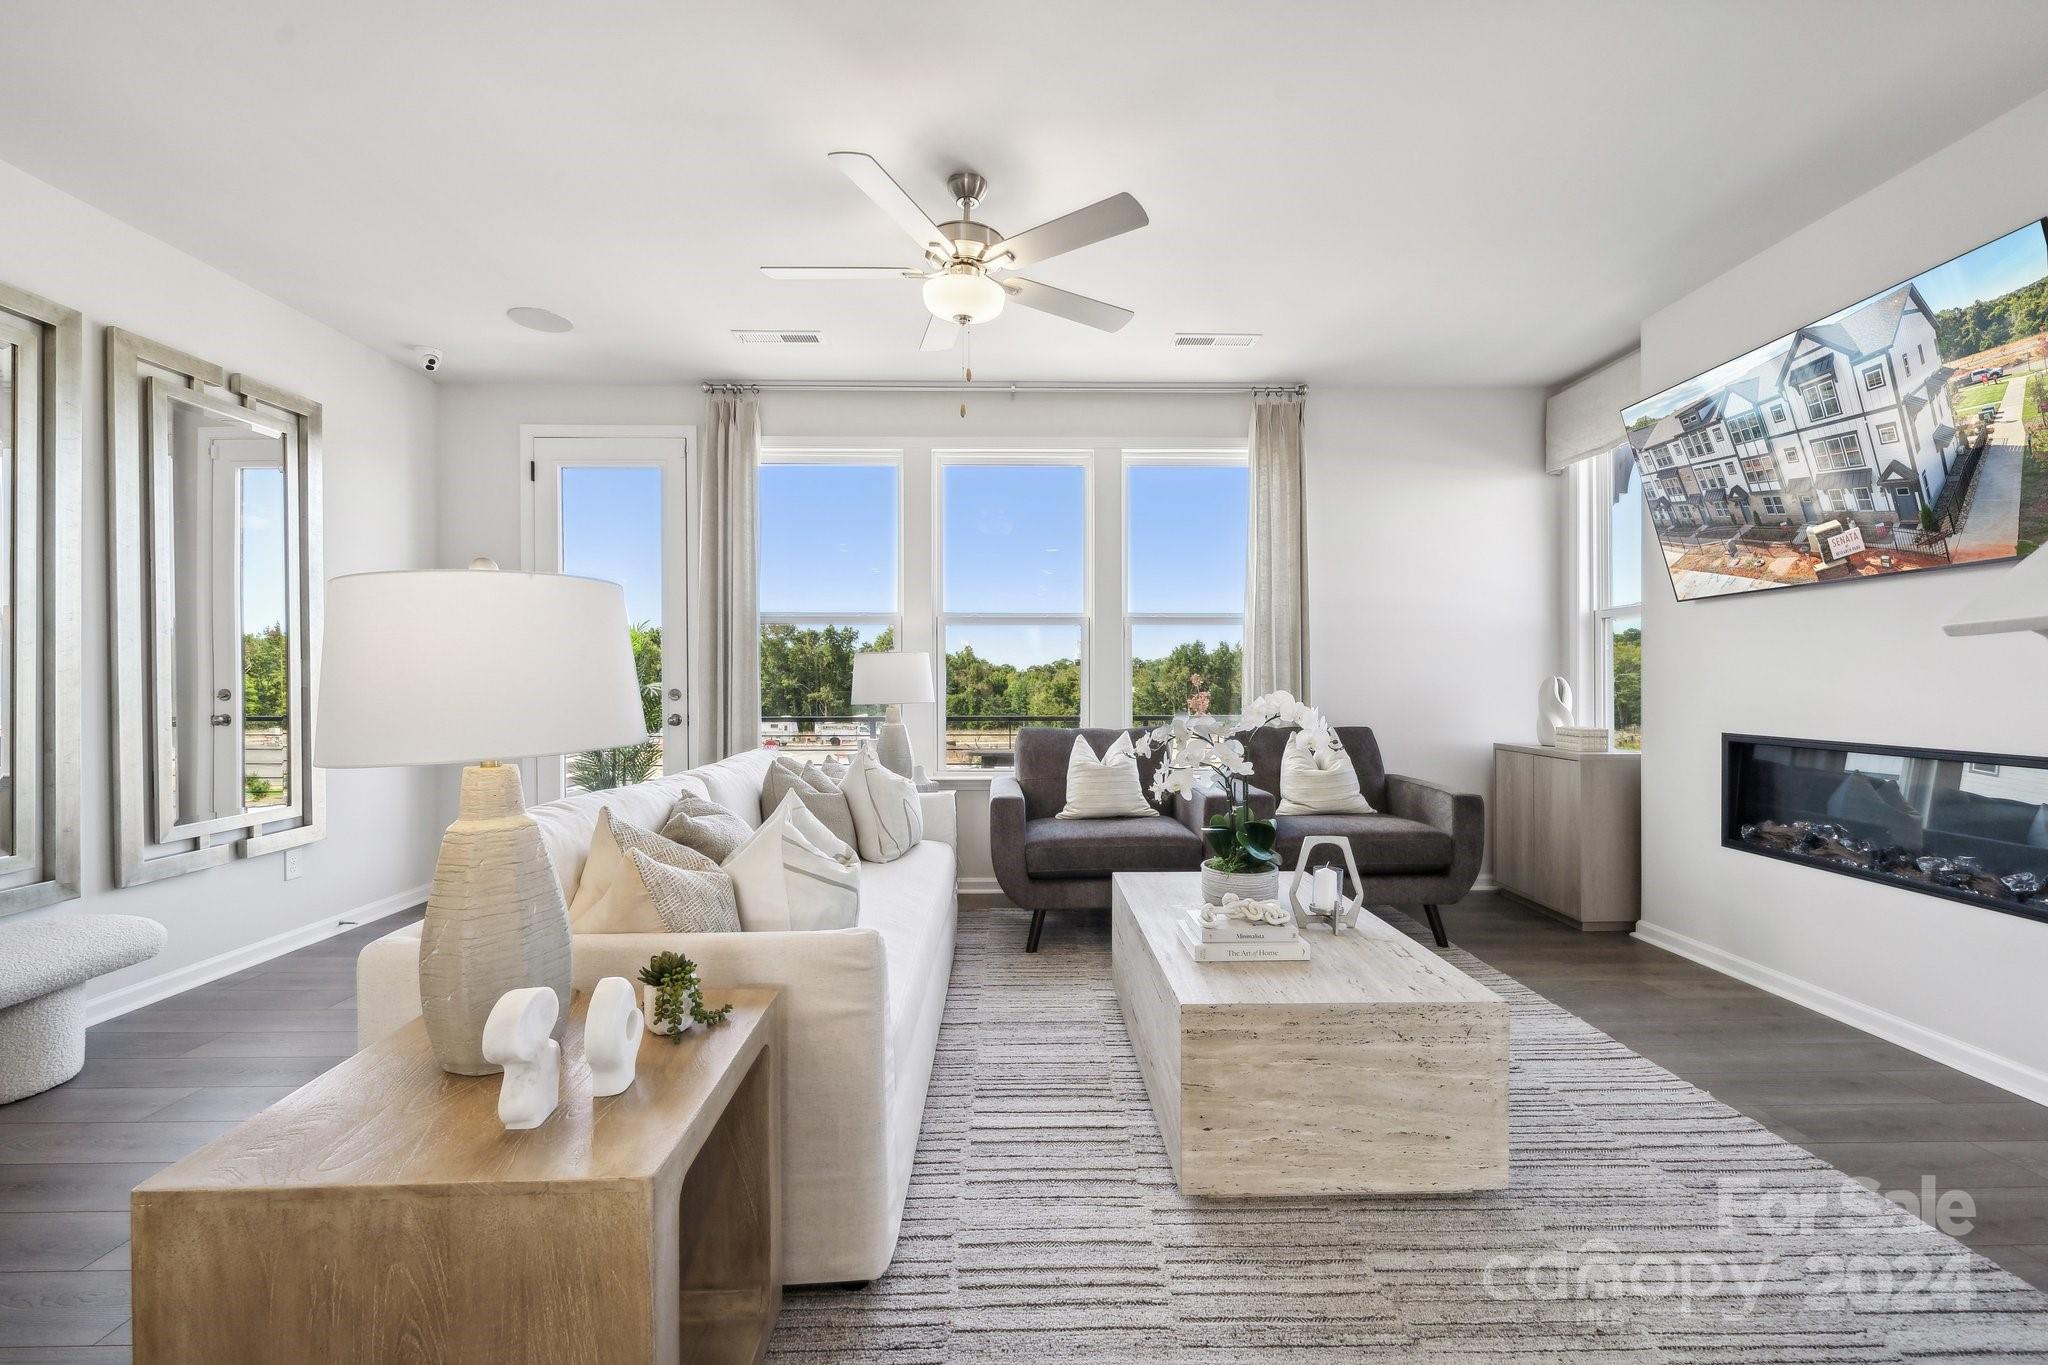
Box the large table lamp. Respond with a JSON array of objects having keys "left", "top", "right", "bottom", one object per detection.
[
  {"left": 1945, "top": 545, "right": 2048, "bottom": 644},
  {"left": 315, "top": 561, "right": 647, "bottom": 1074},
  {"left": 852, "top": 651, "right": 934, "bottom": 780}
]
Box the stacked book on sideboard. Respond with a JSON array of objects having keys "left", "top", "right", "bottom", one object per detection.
[
  {"left": 1177, "top": 904, "right": 1310, "bottom": 962},
  {"left": 1552, "top": 726, "right": 1611, "bottom": 753}
]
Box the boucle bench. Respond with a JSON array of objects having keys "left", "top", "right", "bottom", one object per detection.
[{"left": 0, "top": 915, "right": 166, "bottom": 1103}]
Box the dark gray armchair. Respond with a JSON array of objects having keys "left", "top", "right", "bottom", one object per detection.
[
  {"left": 1238, "top": 725, "right": 1485, "bottom": 947},
  {"left": 989, "top": 728, "right": 1215, "bottom": 951}
]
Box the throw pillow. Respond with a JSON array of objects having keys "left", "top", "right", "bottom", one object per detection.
[
  {"left": 568, "top": 808, "right": 723, "bottom": 934},
  {"left": 660, "top": 794, "right": 753, "bottom": 863},
  {"left": 841, "top": 746, "right": 925, "bottom": 862},
  {"left": 1056, "top": 732, "right": 1156, "bottom": 819},
  {"left": 722, "top": 793, "right": 862, "bottom": 932},
  {"left": 2029, "top": 803, "right": 2048, "bottom": 849},
  {"left": 760, "top": 755, "right": 858, "bottom": 850},
  {"left": 1275, "top": 727, "right": 1375, "bottom": 815},
  {"left": 819, "top": 755, "right": 851, "bottom": 784},
  {"left": 631, "top": 850, "right": 741, "bottom": 933}
]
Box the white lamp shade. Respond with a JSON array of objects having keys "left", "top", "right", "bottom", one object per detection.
[
  {"left": 315, "top": 568, "right": 649, "bottom": 767},
  {"left": 852, "top": 651, "right": 935, "bottom": 705},
  {"left": 1945, "top": 546, "right": 2048, "bottom": 638}
]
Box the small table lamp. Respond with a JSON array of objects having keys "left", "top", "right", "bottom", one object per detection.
[
  {"left": 315, "top": 560, "right": 647, "bottom": 1075},
  {"left": 851, "top": 651, "right": 934, "bottom": 780},
  {"left": 1945, "top": 547, "right": 2048, "bottom": 643}
]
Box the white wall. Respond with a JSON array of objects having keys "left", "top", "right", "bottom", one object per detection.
[
  {"left": 0, "top": 157, "right": 444, "bottom": 1014},
  {"left": 1637, "top": 89, "right": 2048, "bottom": 1099},
  {"left": 1305, "top": 389, "right": 1557, "bottom": 844},
  {"left": 436, "top": 382, "right": 1557, "bottom": 888}
]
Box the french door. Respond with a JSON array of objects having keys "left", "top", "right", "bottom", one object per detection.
[{"left": 526, "top": 429, "right": 691, "bottom": 802}]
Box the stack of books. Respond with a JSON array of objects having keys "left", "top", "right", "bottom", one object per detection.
[
  {"left": 1176, "top": 905, "right": 1310, "bottom": 963},
  {"left": 1552, "top": 726, "right": 1612, "bottom": 753}
]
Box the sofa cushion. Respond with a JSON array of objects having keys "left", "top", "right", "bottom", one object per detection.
[
  {"left": 1245, "top": 725, "right": 1388, "bottom": 812},
  {"left": 690, "top": 748, "right": 779, "bottom": 830},
  {"left": 1015, "top": 728, "right": 1163, "bottom": 821},
  {"left": 1022, "top": 814, "right": 1202, "bottom": 877},
  {"left": 531, "top": 771, "right": 708, "bottom": 903},
  {"left": 1275, "top": 813, "right": 1454, "bottom": 875},
  {"left": 567, "top": 807, "right": 723, "bottom": 934}
]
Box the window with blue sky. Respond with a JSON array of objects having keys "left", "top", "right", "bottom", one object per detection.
[{"left": 1127, "top": 462, "right": 1247, "bottom": 721}]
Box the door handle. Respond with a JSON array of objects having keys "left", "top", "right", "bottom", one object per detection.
[
  {"left": 666, "top": 714, "right": 683, "bottom": 728},
  {"left": 210, "top": 713, "right": 233, "bottom": 727}
]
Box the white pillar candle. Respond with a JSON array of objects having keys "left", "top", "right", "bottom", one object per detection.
[{"left": 1311, "top": 865, "right": 1340, "bottom": 912}]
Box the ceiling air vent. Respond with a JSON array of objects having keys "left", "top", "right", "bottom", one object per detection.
[
  {"left": 733, "top": 330, "right": 823, "bottom": 344},
  {"left": 1173, "top": 333, "right": 1259, "bottom": 348}
]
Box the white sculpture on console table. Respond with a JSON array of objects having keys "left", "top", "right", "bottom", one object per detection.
[
  {"left": 1537, "top": 676, "right": 1573, "bottom": 747},
  {"left": 585, "top": 976, "right": 644, "bottom": 1098},
  {"left": 482, "top": 987, "right": 561, "bottom": 1130}
]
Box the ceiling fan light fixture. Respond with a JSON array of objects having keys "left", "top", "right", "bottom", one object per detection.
[{"left": 922, "top": 265, "right": 1005, "bottom": 325}]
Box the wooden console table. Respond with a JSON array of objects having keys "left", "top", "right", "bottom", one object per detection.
[
  {"left": 1492, "top": 742, "right": 1641, "bottom": 931},
  {"left": 133, "top": 988, "right": 781, "bottom": 1364}
]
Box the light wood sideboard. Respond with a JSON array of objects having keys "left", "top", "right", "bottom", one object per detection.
[
  {"left": 1491, "top": 742, "right": 1641, "bottom": 931},
  {"left": 133, "top": 988, "right": 782, "bottom": 1365}
]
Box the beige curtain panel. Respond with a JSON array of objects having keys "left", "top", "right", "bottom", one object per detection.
[
  {"left": 1246, "top": 390, "right": 1309, "bottom": 701},
  {"left": 1544, "top": 349, "right": 1640, "bottom": 474},
  {"left": 690, "top": 390, "right": 761, "bottom": 765}
]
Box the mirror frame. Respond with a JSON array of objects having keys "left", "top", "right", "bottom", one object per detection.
[
  {"left": 0, "top": 282, "right": 82, "bottom": 917},
  {"left": 107, "top": 328, "right": 326, "bottom": 886}
]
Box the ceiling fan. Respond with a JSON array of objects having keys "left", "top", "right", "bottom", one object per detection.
[{"left": 762, "top": 152, "right": 1149, "bottom": 351}]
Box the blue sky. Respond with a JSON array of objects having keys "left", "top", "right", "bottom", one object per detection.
[
  {"left": 557, "top": 460, "right": 1251, "bottom": 669},
  {"left": 1624, "top": 220, "right": 2048, "bottom": 425},
  {"left": 240, "top": 467, "right": 289, "bottom": 631}
]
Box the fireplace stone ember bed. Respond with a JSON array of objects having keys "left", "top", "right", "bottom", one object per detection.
[{"left": 1723, "top": 733, "right": 2048, "bottom": 923}]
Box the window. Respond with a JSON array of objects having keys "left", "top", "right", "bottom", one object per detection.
[
  {"left": 1800, "top": 378, "right": 1842, "bottom": 422},
  {"left": 1569, "top": 450, "right": 1644, "bottom": 752},
  {"left": 757, "top": 458, "right": 901, "bottom": 758},
  {"left": 1825, "top": 488, "right": 1852, "bottom": 512},
  {"left": 1726, "top": 411, "right": 1766, "bottom": 446},
  {"left": 1699, "top": 471, "right": 1726, "bottom": 491},
  {"left": 1853, "top": 485, "right": 1875, "bottom": 511},
  {"left": 1126, "top": 460, "right": 1248, "bottom": 725},
  {"left": 1679, "top": 429, "right": 1715, "bottom": 460},
  {"left": 1782, "top": 445, "right": 1801, "bottom": 465},
  {"left": 939, "top": 459, "right": 1087, "bottom": 768},
  {"left": 1813, "top": 433, "right": 1864, "bottom": 471},
  {"left": 1761, "top": 494, "right": 1785, "bottom": 514},
  {"left": 1770, "top": 404, "right": 1788, "bottom": 424},
  {"left": 1877, "top": 422, "right": 1900, "bottom": 443},
  {"left": 1903, "top": 354, "right": 1913, "bottom": 379},
  {"left": 1862, "top": 366, "right": 1886, "bottom": 391}
]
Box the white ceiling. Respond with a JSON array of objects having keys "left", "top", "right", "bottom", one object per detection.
[{"left": 4, "top": 1, "right": 2047, "bottom": 388}]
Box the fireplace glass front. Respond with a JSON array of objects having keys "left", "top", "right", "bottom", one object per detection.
[{"left": 1724, "top": 734, "right": 2048, "bottom": 921}]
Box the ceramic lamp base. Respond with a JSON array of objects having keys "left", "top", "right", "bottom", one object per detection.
[
  {"left": 876, "top": 705, "right": 917, "bottom": 780},
  {"left": 418, "top": 762, "right": 572, "bottom": 1075}
]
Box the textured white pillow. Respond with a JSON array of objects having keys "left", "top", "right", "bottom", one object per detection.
[
  {"left": 722, "top": 794, "right": 861, "bottom": 932},
  {"left": 569, "top": 808, "right": 724, "bottom": 934},
  {"left": 842, "top": 747, "right": 925, "bottom": 863},
  {"left": 1057, "top": 732, "right": 1156, "bottom": 819},
  {"left": 630, "top": 850, "right": 741, "bottom": 933},
  {"left": 1275, "top": 728, "right": 1375, "bottom": 815}
]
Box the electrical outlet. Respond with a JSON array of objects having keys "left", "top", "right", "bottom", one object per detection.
[{"left": 284, "top": 847, "right": 304, "bottom": 880}]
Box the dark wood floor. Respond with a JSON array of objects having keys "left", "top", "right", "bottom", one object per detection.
[
  {"left": 0, "top": 909, "right": 424, "bottom": 1362},
  {"left": 4, "top": 892, "right": 2046, "bottom": 1358}
]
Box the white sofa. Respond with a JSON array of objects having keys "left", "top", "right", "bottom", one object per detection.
[{"left": 355, "top": 747, "right": 957, "bottom": 1285}]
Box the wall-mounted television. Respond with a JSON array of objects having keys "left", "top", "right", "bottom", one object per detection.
[{"left": 1624, "top": 219, "right": 2047, "bottom": 602}]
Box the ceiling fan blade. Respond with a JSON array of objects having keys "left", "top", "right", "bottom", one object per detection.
[
  {"left": 760, "top": 266, "right": 926, "bottom": 280},
  {"left": 986, "top": 192, "right": 1147, "bottom": 270},
  {"left": 1001, "top": 277, "right": 1134, "bottom": 332},
  {"left": 827, "top": 151, "right": 953, "bottom": 264},
  {"left": 920, "top": 316, "right": 962, "bottom": 351}
]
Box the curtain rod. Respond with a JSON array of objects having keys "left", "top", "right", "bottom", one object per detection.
[{"left": 701, "top": 380, "right": 1306, "bottom": 396}]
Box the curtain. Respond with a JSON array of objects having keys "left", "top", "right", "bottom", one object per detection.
[
  {"left": 689, "top": 390, "right": 761, "bottom": 765},
  {"left": 1545, "top": 349, "right": 1640, "bottom": 473},
  {"left": 1246, "top": 390, "right": 1309, "bottom": 701}
]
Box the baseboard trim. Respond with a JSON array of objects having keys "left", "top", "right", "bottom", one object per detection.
[
  {"left": 956, "top": 876, "right": 1007, "bottom": 910},
  {"left": 84, "top": 882, "right": 430, "bottom": 1026},
  {"left": 1633, "top": 919, "right": 2048, "bottom": 1107}
]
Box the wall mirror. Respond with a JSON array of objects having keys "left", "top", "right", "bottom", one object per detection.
[
  {"left": 0, "top": 283, "right": 81, "bottom": 916},
  {"left": 108, "top": 329, "right": 324, "bottom": 885}
]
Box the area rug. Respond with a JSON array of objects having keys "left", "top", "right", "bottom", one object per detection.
[{"left": 768, "top": 908, "right": 2048, "bottom": 1362}]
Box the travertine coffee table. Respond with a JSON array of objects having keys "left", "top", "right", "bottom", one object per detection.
[{"left": 1112, "top": 872, "right": 1508, "bottom": 1197}]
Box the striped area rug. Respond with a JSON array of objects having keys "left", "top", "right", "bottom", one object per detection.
[{"left": 769, "top": 908, "right": 2048, "bottom": 1361}]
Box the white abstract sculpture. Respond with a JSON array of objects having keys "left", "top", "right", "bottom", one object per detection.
[
  {"left": 586, "top": 976, "right": 645, "bottom": 1098},
  {"left": 1537, "top": 676, "right": 1574, "bottom": 746},
  {"left": 481, "top": 987, "right": 560, "bottom": 1131}
]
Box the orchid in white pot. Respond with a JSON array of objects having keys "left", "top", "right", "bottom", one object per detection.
[{"left": 1139, "top": 690, "right": 1328, "bottom": 905}]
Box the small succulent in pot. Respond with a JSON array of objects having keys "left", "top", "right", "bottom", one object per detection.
[{"left": 637, "top": 950, "right": 732, "bottom": 1039}]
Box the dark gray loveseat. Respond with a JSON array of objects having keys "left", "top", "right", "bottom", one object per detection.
[{"left": 989, "top": 724, "right": 1485, "bottom": 952}]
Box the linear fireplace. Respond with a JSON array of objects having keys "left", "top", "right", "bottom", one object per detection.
[{"left": 1723, "top": 734, "right": 2048, "bottom": 924}]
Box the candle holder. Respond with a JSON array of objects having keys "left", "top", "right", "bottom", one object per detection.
[{"left": 1286, "top": 835, "right": 1366, "bottom": 933}]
